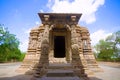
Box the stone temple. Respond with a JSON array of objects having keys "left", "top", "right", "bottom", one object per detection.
[{"left": 17, "top": 13, "right": 101, "bottom": 79}]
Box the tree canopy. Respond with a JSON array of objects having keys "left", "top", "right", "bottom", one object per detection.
[
  {"left": 94, "top": 31, "right": 120, "bottom": 61},
  {"left": 0, "top": 24, "right": 25, "bottom": 62}
]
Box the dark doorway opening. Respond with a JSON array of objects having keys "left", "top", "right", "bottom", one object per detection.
[{"left": 54, "top": 36, "right": 65, "bottom": 58}]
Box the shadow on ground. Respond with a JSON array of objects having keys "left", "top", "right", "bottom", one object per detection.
[
  {"left": 89, "top": 77, "right": 102, "bottom": 80},
  {"left": 0, "top": 74, "right": 102, "bottom": 80}
]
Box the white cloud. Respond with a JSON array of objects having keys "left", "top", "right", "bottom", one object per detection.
[
  {"left": 40, "top": 9, "right": 44, "bottom": 13},
  {"left": 47, "top": 0, "right": 105, "bottom": 24},
  {"left": 18, "top": 28, "right": 31, "bottom": 52},
  {"left": 35, "top": 21, "right": 40, "bottom": 25},
  {"left": 24, "top": 28, "right": 32, "bottom": 34},
  {"left": 90, "top": 29, "right": 112, "bottom": 46},
  {"left": 19, "top": 40, "right": 29, "bottom": 52}
]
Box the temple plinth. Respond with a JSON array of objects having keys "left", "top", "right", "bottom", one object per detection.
[{"left": 17, "top": 13, "right": 102, "bottom": 80}]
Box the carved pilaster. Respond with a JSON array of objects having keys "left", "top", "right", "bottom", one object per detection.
[
  {"left": 34, "top": 16, "right": 50, "bottom": 77},
  {"left": 71, "top": 23, "right": 88, "bottom": 79}
]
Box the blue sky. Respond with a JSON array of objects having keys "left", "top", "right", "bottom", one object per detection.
[{"left": 0, "top": 0, "right": 120, "bottom": 52}]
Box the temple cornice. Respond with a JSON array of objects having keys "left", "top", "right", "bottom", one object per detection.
[{"left": 38, "top": 13, "right": 82, "bottom": 26}]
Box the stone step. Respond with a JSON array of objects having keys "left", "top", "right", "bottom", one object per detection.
[
  {"left": 48, "top": 63, "right": 73, "bottom": 69},
  {"left": 46, "top": 70, "right": 75, "bottom": 77},
  {"left": 39, "top": 76, "right": 81, "bottom": 80}
]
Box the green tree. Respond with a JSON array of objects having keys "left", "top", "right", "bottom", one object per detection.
[
  {"left": 106, "top": 31, "right": 120, "bottom": 60},
  {"left": 94, "top": 31, "right": 120, "bottom": 61},
  {"left": 0, "top": 24, "right": 22, "bottom": 62},
  {"left": 94, "top": 39, "right": 114, "bottom": 61}
]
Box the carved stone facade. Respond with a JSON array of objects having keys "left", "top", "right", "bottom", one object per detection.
[{"left": 17, "top": 13, "right": 101, "bottom": 79}]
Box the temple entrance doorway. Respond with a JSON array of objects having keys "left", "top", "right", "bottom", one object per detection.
[
  {"left": 49, "top": 27, "right": 71, "bottom": 63},
  {"left": 54, "top": 36, "right": 66, "bottom": 58}
]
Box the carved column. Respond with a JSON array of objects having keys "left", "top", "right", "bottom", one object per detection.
[
  {"left": 49, "top": 25, "right": 55, "bottom": 62},
  {"left": 65, "top": 24, "right": 71, "bottom": 63},
  {"left": 33, "top": 15, "right": 50, "bottom": 78},
  {"left": 70, "top": 16, "right": 88, "bottom": 79}
]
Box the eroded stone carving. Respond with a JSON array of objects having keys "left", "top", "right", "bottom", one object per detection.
[
  {"left": 30, "top": 39, "right": 37, "bottom": 49},
  {"left": 37, "top": 32, "right": 43, "bottom": 48}
]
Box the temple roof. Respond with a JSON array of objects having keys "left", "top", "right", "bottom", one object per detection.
[{"left": 38, "top": 13, "right": 82, "bottom": 25}]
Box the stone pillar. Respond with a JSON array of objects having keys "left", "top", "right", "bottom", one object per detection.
[
  {"left": 70, "top": 16, "right": 89, "bottom": 80},
  {"left": 65, "top": 24, "right": 71, "bottom": 63},
  {"left": 49, "top": 25, "right": 55, "bottom": 63},
  {"left": 33, "top": 15, "right": 50, "bottom": 78}
]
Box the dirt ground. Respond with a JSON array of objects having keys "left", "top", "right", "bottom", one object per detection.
[
  {"left": 94, "top": 62, "right": 120, "bottom": 80},
  {"left": 0, "top": 62, "right": 120, "bottom": 80},
  {"left": 98, "top": 61, "right": 120, "bottom": 68}
]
